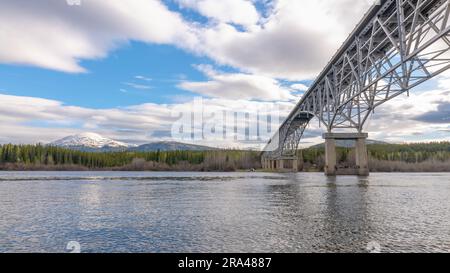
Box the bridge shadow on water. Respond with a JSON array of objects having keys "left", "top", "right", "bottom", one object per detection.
[{"left": 262, "top": 173, "right": 376, "bottom": 252}]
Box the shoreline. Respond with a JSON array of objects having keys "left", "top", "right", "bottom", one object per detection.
[{"left": 0, "top": 168, "right": 449, "bottom": 173}]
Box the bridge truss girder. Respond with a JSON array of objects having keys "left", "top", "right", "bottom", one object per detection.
[
  {"left": 263, "top": 0, "right": 450, "bottom": 160},
  {"left": 264, "top": 112, "right": 313, "bottom": 159}
]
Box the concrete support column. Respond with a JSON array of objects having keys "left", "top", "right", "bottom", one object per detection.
[
  {"left": 355, "top": 138, "right": 369, "bottom": 176},
  {"left": 324, "top": 138, "right": 337, "bottom": 176},
  {"left": 298, "top": 150, "right": 304, "bottom": 172},
  {"left": 292, "top": 158, "right": 298, "bottom": 172},
  {"left": 278, "top": 159, "right": 284, "bottom": 170}
]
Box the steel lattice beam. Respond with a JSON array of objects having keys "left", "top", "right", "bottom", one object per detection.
[{"left": 263, "top": 0, "right": 450, "bottom": 160}]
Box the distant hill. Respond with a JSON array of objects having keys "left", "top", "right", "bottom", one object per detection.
[
  {"left": 130, "top": 141, "right": 217, "bottom": 152},
  {"left": 310, "top": 139, "right": 388, "bottom": 149}
]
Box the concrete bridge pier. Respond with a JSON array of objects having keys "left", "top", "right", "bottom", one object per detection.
[
  {"left": 263, "top": 158, "right": 270, "bottom": 169},
  {"left": 262, "top": 157, "right": 301, "bottom": 172},
  {"left": 292, "top": 158, "right": 298, "bottom": 172},
  {"left": 324, "top": 136, "right": 337, "bottom": 176},
  {"left": 323, "top": 133, "right": 369, "bottom": 176},
  {"left": 355, "top": 137, "right": 369, "bottom": 176},
  {"left": 278, "top": 159, "right": 284, "bottom": 170},
  {"left": 297, "top": 150, "right": 304, "bottom": 172}
]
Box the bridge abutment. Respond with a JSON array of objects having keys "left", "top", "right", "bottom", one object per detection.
[
  {"left": 262, "top": 157, "right": 300, "bottom": 172},
  {"left": 323, "top": 132, "right": 369, "bottom": 176}
]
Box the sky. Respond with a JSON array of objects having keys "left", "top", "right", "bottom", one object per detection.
[{"left": 0, "top": 0, "right": 449, "bottom": 148}]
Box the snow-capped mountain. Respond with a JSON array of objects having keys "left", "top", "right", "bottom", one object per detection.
[
  {"left": 50, "top": 133, "right": 217, "bottom": 152},
  {"left": 51, "top": 132, "right": 135, "bottom": 150}
]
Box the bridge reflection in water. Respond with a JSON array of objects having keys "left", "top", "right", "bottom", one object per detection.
[{"left": 262, "top": 0, "right": 450, "bottom": 175}]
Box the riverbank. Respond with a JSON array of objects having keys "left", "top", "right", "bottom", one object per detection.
[
  {"left": 1, "top": 142, "right": 449, "bottom": 172},
  {"left": 0, "top": 161, "right": 253, "bottom": 172},
  {"left": 1, "top": 160, "right": 449, "bottom": 172},
  {"left": 298, "top": 159, "right": 450, "bottom": 173}
]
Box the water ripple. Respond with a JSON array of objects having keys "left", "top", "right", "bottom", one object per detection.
[{"left": 0, "top": 171, "right": 449, "bottom": 253}]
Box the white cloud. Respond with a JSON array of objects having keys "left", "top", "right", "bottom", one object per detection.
[
  {"left": 0, "top": 93, "right": 172, "bottom": 142},
  {"left": 135, "top": 75, "right": 152, "bottom": 81},
  {"left": 291, "top": 83, "right": 309, "bottom": 92},
  {"left": 0, "top": 93, "right": 294, "bottom": 148},
  {"left": 0, "top": 0, "right": 376, "bottom": 80},
  {"left": 122, "top": 82, "right": 152, "bottom": 90},
  {"left": 178, "top": 65, "right": 296, "bottom": 101},
  {"left": 0, "top": 0, "right": 198, "bottom": 72},
  {"left": 365, "top": 76, "right": 450, "bottom": 143},
  {"left": 176, "top": 0, "right": 260, "bottom": 27},
  {"left": 195, "top": 0, "right": 375, "bottom": 80}
]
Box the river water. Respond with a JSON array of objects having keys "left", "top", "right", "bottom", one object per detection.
[{"left": 0, "top": 171, "right": 449, "bottom": 253}]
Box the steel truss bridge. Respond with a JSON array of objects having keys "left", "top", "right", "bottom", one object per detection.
[{"left": 262, "top": 0, "right": 450, "bottom": 174}]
